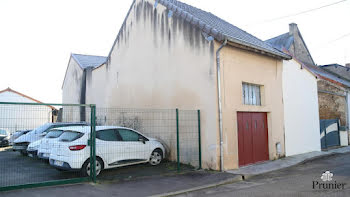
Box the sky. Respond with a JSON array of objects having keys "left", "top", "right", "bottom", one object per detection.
[{"left": 0, "top": 0, "right": 349, "bottom": 103}]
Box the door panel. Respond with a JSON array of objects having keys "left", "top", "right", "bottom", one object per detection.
[
  {"left": 251, "top": 113, "right": 269, "bottom": 163},
  {"left": 238, "top": 112, "right": 269, "bottom": 166},
  {"left": 95, "top": 129, "right": 123, "bottom": 166},
  {"left": 237, "top": 113, "right": 245, "bottom": 166},
  {"left": 118, "top": 129, "right": 150, "bottom": 162}
]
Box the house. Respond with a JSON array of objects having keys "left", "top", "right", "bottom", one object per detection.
[
  {"left": 62, "top": 0, "right": 292, "bottom": 170},
  {"left": 266, "top": 23, "right": 321, "bottom": 156},
  {"left": 267, "top": 23, "right": 350, "bottom": 151},
  {"left": 0, "top": 88, "right": 56, "bottom": 133},
  {"left": 62, "top": 53, "right": 107, "bottom": 122}
]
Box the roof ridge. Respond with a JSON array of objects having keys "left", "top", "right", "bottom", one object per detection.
[
  {"left": 158, "top": 0, "right": 289, "bottom": 59},
  {"left": 0, "top": 88, "right": 56, "bottom": 109},
  {"left": 265, "top": 32, "right": 289, "bottom": 42}
]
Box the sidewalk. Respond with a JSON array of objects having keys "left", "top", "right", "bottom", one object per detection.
[{"left": 227, "top": 146, "right": 350, "bottom": 178}]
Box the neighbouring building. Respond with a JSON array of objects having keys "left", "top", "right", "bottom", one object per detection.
[
  {"left": 62, "top": 53, "right": 106, "bottom": 122},
  {"left": 62, "top": 0, "right": 292, "bottom": 170},
  {"left": 266, "top": 23, "right": 321, "bottom": 156},
  {"left": 267, "top": 23, "right": 350, "bottom": 151},
  {"left": 0, "top": 88, "right": 56, "bottom": 134}
]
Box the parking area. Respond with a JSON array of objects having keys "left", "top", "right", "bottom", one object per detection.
[
  {"left": 0, "top": 147, "right": 194, "bottom": 187},
  {"left": 0, "top": 104, "right": 201, "bottom": 191}
]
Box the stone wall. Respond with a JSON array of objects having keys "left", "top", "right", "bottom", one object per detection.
[{"left": 318, "top": 80, "right": 347, "bottom": 126}]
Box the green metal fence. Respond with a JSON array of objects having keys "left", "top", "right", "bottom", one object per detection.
[
  {"left": 0, "top": 102, "right": 95, "bottom": 191},
  {"left": 0, "top": 102, "right": 201, "bottom": 191},
  {"left": 86, "top": 107, "right": 201, "bottom": 181}
]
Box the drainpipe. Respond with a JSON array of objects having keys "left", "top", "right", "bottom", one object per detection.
[
  {"left": 216, "top": 39, "right": 227, "bottom": 171},
  {"left": 346, "top": 91, "right": 350, "bottom": 131}
]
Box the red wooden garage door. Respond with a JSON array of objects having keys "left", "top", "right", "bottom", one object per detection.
[{"left": 237, "top": 112, "right": 269, "bottom": 166}]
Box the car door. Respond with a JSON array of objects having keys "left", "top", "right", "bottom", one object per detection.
[
  {"left": 117, "top": 129, "right": 150, "bottom": 162},
  {"left": 95, "top": 129, "right": 123, "bottom": 167}
]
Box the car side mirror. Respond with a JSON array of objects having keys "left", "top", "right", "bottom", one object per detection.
[
  {"left": 39, "top": 132, "right": 47, "bottom": 137},
  {"left": 138, "top": 137, "right": 145, "bottom": 144}
]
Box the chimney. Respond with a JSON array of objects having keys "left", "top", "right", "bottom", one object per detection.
[
  {"left": 346, "top": 63, "right": 350, "bottom": 68},
  {"left": 289, "top": 23, "right": 298, "bottom": 36}
]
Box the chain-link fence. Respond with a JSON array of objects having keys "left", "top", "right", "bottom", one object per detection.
[
  {"left": 0, "top": 103, "right": 201, "bottom": 191},
  {"left": 83, "top": 107, "right": 201, "bottom": 180},
  {"left": 0, "top": 102, "right": 94, "bottom": 191}
]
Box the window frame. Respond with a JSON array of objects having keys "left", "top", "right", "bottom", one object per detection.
[
  {"left": 242, "top": 82, "right": 262, "bottom": 106},
  {"left": 117, "top": 129, "right": 149, "bottom": 142},
  {"left": 96, "top": 129, "right": 122, "bottom": 142}
]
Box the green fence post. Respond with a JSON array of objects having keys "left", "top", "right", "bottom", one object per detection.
[
  {"left": 176, "top": 108, "right": 180, "bottom": 172},
  {"left": 90, "top": 105, "right": 97, "bottom": 183},
  {"left": 197, "top": 110, "right": 202, "bottom": 169}
]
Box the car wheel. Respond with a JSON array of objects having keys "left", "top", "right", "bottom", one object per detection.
[
  {"left": 149, "top": 149, "right": 163, "bottom": 166},
  {"left": 81, "top": 158, "right": 103, "bottom": 177},
  {"left": 20, "top": 150, "right": 28, "bottom": 156}
]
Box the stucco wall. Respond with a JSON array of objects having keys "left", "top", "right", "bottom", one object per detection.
[
  {"left": 282, "top": 59, "right": 321, "bottom": 156},
  {"left": 62, "top": 57, "right": 83, "bottom": 104},
  {"left": 218, "top": 42, "right": 285, "bottom": 170},
  {"left": 62, "top": 57, "right": 84, "bottom": 121},
  {"left": 86, "top": 0, "right": 219, "bottom": 169},
  {"left": 318, "top": 80, "right": 347, "bottom": 126}
]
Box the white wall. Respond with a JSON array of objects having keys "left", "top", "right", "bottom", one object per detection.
[
  {"left": 0, "top": 91, "right": 53, "bottom": 134},
  {"left": 86, "top": 0, "right": 219, "bottom": 169},
  {"left": 282, "top": 59, "right": 321, "bottom": 156},
  {"left": 62, "top": 57, "right": 84, "bottom": 122}
]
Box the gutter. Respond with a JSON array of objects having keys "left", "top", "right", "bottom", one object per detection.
[
  {"left": 226, "top": 37, "right": 291, "bottom": 60},
  {"left": 216, "top": 39, "right": 227, "bottom": 171}
]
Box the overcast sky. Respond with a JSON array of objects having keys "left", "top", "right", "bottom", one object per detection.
[{"left": 0, "top": 0, "right": 349, "bottom": 103}]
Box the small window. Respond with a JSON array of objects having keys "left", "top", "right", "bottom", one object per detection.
[
  {"left": 242, "top": 82, "right": 262, "bottom": 106},
  {"left": 96, "top": 129, "right": 121, "bottom": 141},
  {"left": 118, "top": 129, "right": 140, "bottom": 142}
]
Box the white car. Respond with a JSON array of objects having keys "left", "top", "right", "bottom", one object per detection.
[
  {"left": 13, "top": 122, "right": 88, "bottom": 156},
  {"left": 27, "top": 139, "right": 43, "bottom": 158},
  {"left": 37, "top": 127, "right": 77, "bottom": 160},
  {"left": 49, "top": 126, "right": 166, "bottom": 176},
  {"left": 9, "top": 129, "right": 32, "bottom": 145},
  {"left": 0, "top": 129, "right": 9, "bottom": 147}
]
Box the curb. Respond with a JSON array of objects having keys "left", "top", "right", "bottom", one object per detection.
[{"left": 150, "top": 176, "right": 243, "bottom": 197}]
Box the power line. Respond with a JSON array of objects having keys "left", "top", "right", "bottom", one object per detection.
[
  {"left": 331, "top": 32, "right": 350, "bottom": 42},
  {"left": 251, "top": 0, "right": 348, "bottom": 25}
]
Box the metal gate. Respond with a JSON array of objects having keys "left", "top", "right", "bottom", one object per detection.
[{"left": 320, "top": 119, "right": 340, "bottom": 149}]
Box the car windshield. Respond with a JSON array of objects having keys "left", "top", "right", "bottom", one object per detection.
[
  {"left": 45, "top": 130, "right": 64, "bottom": 138},
  {"left": 59, "top": 131, "right": 84, "bottom": 142},
  {"left": 0, "top": 130, "right": 6, "bottom": 135},
  {"left": 32, "top": 123, "right": 51, "bottom": 134}
]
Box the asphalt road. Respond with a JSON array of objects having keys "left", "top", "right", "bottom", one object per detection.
[
  {"left": 0, "top": 147, "right": 192, "bottom": 187},
  {"left": 177, "top": 153, "right": 350, "bottom": 197},
  {"left": 0, "top": 148, "right": 80, "bottom": 187}
]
